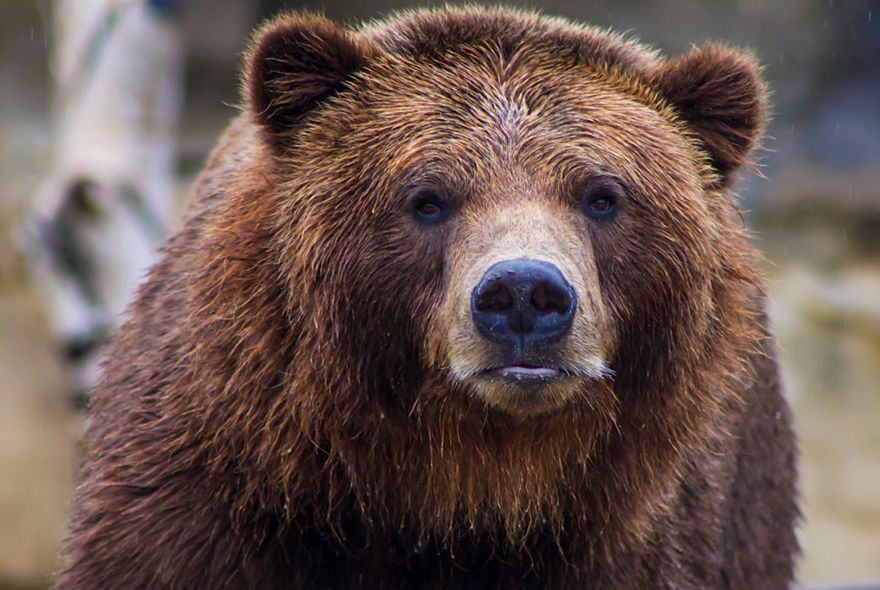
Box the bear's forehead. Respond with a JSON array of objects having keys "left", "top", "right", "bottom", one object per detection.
[
  {"left": 338, "top": 10, "right": 691, "bottom": 168},
  {"left": 292, "top": 9, "right": 707, "bottom": 201},
  {"left": 353, "top": 7, "right": 676, "bottom": 121},
  {"left": 359, "top": 7, "right": 660, "bottom": 82},
  {"left": 332, "top": 54, "right": 700, "bottom": 201}
]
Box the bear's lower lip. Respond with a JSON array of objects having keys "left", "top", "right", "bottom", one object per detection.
[{"left": 485, "top": 365, "right": 563, "bottom": 381}]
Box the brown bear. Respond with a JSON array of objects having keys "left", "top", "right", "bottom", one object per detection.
[{"left": 57, "top": 7, "right": 799, "bottom": 589}]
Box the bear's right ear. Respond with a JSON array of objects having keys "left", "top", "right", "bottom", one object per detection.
[{"left": 245, "top": 14, "right": 371, "bottom": 146}]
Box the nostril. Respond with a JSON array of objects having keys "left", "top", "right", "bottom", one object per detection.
[
  {"left": 475, "top": 281, "right": 515, "bottom": 313},
  {"left": 530, "top": 282, "right": 571, "bottom": 314}
]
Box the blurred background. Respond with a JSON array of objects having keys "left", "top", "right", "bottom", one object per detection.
[{"left": 0, "top": 1, "right": 878, "bottom": 588}]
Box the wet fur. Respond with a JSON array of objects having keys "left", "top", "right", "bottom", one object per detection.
[{"left": 57, "top": 7, "right": 798, "bottom": 589}]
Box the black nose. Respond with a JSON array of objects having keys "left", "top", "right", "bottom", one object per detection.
[{"left": 471, "top": 259, "right": 576, "bottom": 349}]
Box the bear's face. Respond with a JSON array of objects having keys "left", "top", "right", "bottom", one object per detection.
[{"left": 247, "top": 11, "right": 765, "bottom": 418}]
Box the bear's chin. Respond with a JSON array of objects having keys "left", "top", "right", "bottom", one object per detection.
[{"left": 466, "top": 374, "right": 587, "bottom": 417}]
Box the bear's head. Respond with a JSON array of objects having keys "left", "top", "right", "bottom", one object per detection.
[
  {"left": 214, "top": 8, "right": 766, "bottom": 540},
  {"left": 244, "top": 9, "right": 764, "bottom": 416}
]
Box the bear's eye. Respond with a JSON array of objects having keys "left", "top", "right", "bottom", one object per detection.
[
  {"left": 411, "top": 190, "right": 449, "bottom": 224},
  {"left": 579, "top": 181, "right": 622, "bottom": 221},
  {"left": 418, "top": 202, "right": 442, "bottom": 216},
  {"left": 589, "top": 196, "right": 614, "bottom": 213}
]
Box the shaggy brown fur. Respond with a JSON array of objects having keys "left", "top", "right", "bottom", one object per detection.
[{"left": 57, "top": 7, "right": 798, "bottom": 589}]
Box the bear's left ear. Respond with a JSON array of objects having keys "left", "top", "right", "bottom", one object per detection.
[
  {"left": 652, "top": 44, "right": 768, "bottom": 186},
  {"left": 245, "top": 13, "right": 374, "bottom": 147}
]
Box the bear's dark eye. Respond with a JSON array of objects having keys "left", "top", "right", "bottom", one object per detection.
[
  {"left": 411, "top": 190, "right": 449, "bottom": 225},
  {"left": 418, "top": 202, "right": 442, "bottom": 216},
  {"left": 579, "top": 180, "right": 623, "bottom": 221},
  {"left": 588, "top": 195, "right": 614, "bottom": 214}
]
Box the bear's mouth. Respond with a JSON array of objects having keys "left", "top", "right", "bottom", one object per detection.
[{"left": 482, "top": 364, "right": 564, "bottom": 382}]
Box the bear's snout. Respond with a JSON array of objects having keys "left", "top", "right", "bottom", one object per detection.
[
  {"left": 471, "top": 258, "right": 576, "bottom": 352},
  {"left": 441, "top": 202, "right": 612, "bottom": 414}
]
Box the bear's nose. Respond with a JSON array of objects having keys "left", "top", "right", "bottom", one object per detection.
[{"left": 471, "top": 259, "right": 576, "bottom": 348}]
